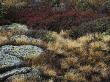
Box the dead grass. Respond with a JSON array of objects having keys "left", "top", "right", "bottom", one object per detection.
[
  {"left": 1, "top": 29, "right": 110, "bottom": 82},
  {"left": 0, "top": 35, "right": 9, "bottom": 45},
  {"left": 39, "top": 31, "right": 110, "bottom": 82}
]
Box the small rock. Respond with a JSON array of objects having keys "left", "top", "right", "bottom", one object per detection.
[
  {"left": 0, "top": 45, "right": 43, "bottom": 81},
  {"left": 10, "top": 35, "right": 35, "bottom": 44},
  {"left": 0, "top": 67, "right": 32, "bottom": 81},
  {"left": 0, "top": 45, "right": 43, "bottom": 68},
  {"left": 0, "top": 45, "right": 43, "bottom": 59},
  {"left": 0, "top": 52, "right": 22, "bottom": 69},
  {"left": 5, "top": 67, "right": 42, "bottom": 82},
  {"left": 0, "top": 23, "right": 28, "bottom": 31}
]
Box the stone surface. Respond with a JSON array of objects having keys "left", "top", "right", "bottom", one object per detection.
[
  {"left": 0, "top": 45, "right": 43, "bottom": 81},
  {"left": 10, "top": 35, "right": 36, "bottom": 44},
  {"left": 0, "top": 52, "right": 23, "bottom": 69},
  {"left": 0, "top": 23, "right": 46, "bottom": 82},
  {"left": 0, "top": 23, "right": 28, "bottom": 31},
  {"left": 0, "top": 45, "right": 43, "bottom": 60},
  {"left": 5, "top": 67, "right": 42, "bottom": 82},
  {"left": 0, "top": 67, "right": 32, "bottom": 81}
]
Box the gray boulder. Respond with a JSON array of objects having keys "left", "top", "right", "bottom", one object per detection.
[
  {"left": 0, "top": 45, "right": 43, "bottom": 59},
  {"left": 0, "top": 45, "right": 43, "bottom": 81},
  {"left": 0, "top": 52, "right": 23, "bottom": 69},
  {"left": 5, "top": 67, "right": 42, "bottom": 82},
  {"left": 0, "top": 23, "right": 28, "bottom": 31},
  {"left": 0, "top": 67, "right": 32, "bottom": 81},
  {"left": 9, "top": 35, "right": 36, "bottom": 45}
]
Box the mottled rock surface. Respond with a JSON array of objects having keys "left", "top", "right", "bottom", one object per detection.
[
  {"left": 0, "top": 45, "right": 43, "bottom": 59},
  {"left": 0, "top": 23, "right": 28, "bottom": 31},
  {"left": 0, "top": 67, "right": 32, "bottom": 81},
  {"left": 10, "top": 35, "right": 36, "bottom": 44},
  {"left": 5, "top": 67, "right": 42, "bottom": 82},
  {"left": 0, "top": 45, "right": 43, "bottom": 81}
]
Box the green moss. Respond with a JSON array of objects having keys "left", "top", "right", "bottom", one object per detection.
[{"left": 42, "top": 32, "right": 55, "bottom": 42}]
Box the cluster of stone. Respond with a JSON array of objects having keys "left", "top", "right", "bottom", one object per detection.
[{"left": 0, "top": 45, "right": 43, "bottom": 81}]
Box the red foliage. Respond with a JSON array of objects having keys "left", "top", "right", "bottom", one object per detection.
[{"left": 7, "top": 7, "right": 102, "bottom": 30}]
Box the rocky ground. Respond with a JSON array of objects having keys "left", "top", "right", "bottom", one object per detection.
[
  {"left": 0, "top": 23, "right": 110, "bottom": 82},
  {"left": 0, "top": 23, "right": 45, "bottom": 82}
]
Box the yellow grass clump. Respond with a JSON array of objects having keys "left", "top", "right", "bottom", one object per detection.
[{"left": 1, "top": 29, "right": 110, "bottom": 82}]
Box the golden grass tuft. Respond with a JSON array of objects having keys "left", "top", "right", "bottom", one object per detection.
[
  {"left": 0, "top": 35, "right": 9, "bottom": 45},
  {"left": 64, "top": 72, "right": 86, "bottom": 82},
  {"left": 1, "top": 29, "right": 110, "bottom": 82},
  {"left": 40, "top": 65, "right": 57, "bottom": 77}
]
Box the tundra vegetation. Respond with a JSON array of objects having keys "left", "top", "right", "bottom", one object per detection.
[{"left": 0, "top": 0, "right": 110, "bottom": 82}]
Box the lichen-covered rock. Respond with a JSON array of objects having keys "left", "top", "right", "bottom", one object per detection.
[
  {"left": 0, "top": 67, "right": 32, "bottom": 81},
  {"left": 0, "top": 45, "right": 43, "bottom": 69},
  {"left": 0, "top": 23, "right": 28, "bottom": 31},
  {"left": 0, "top": 52, "right": 22, "bottom": 68},
  {"left": 5, "top": 67, "right": 42, "bottom": 82},
  {"left": 10, "top": 35, "right": 35, "bottom": 44},
  {"left": 0, "top": 45, "right": 43, "bottom": 59},
  {"left": 5, "top": 67, "right": 55, "bottom": 82},
  {"left": 9, "top": 34, "right": 47, "bottom": 48},
  {"left": 0, "top": 45, "right": 43, "bottom": 81}
]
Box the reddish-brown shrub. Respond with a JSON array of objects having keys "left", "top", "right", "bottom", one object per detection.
[{"left": 6, "top": 7, "right": 102, "bottom": 31}]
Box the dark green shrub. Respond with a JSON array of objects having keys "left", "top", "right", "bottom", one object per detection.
[
  {"left": 74, "top": 0, "right": 92, "bottom": 11},
  {"left": 70, "top": 17, "right": 110, "bottom": 38},
  {"left": 72, "top": 0, "right": 109, "bottom": 13},
  {"left": 102, "top": 29, "right": 110, "bottom": 35},
  {"left": 69, "top": 26, "right": 84, "bottom": 39},
  {"left": 103, "top": 0, "right": 110, "bottom": 11},
  {"left": 0, "top": 4, "right": 7, "bottom": 19},
  {"left": 80, "top": 17, "right": 110, "bottom": 32},
  {"left": 52, "top": 0, "right": 60, "bottom": 7},
  {"left": 42, "top": 32, "right": 55, "bottom": 42},
  {"left": 95, "top": 17, "right": 110, "bottom": 32}
]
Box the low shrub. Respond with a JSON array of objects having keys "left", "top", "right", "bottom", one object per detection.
[
  {"left": 42, "top": 32, "right": 55, "bottom": 42},
  {"left": 101, "top": 0, "right": 110, "bottom": 13},
  {"left": 71, "top": 0, "right": 110, "bottom": 13},
  {"left": 74, "top": 0, "right": 92, "bottom": 11},
  {"left": 70, "top": 17, "right": 110, "bottom": 38},
  {"left": 103, "top": 29, "right": 110, "bottom": 35},
  {"left": 0, "top": 4, "right": 6, "bottom": 19},
  {"left": 6, "top": 5, "right": 100, "bottom": 31}
]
